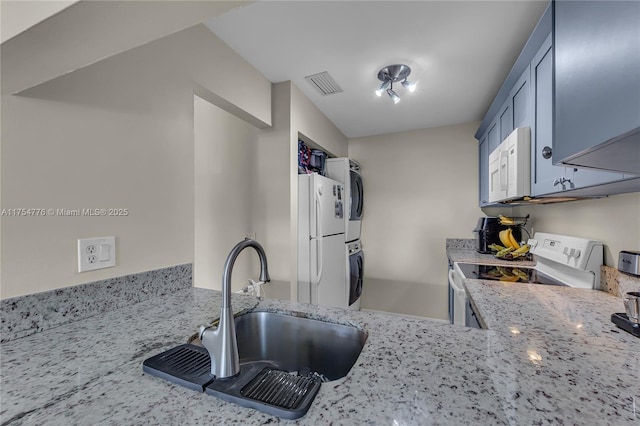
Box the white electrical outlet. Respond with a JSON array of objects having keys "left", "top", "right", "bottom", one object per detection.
[{"left": 78, "top": 236, "right": 116, "bottom": 272}]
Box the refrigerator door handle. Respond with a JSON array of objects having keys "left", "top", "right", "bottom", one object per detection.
[
  {"left": 315, "top": 186, "right": 323, "bottom": 238},
  {"left": 316, "top": 237, "right": 323, "bottom": 285},
  {"left": 314, "top": 188, "right": 324, "bottom": 285}
]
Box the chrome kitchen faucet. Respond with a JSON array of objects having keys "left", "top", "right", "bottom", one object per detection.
[{"left": 199, "top": 238, "right": 270, "bottom": 379}]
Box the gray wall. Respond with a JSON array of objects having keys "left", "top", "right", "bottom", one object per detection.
[
  {"left": 1, "top": 25, "right": 270, "bottom": 299},
  {"left": 349, "top": 122, "right": 483, "bottom": 319},
  {"left": 514, "top": 193, "right": 640, "bottom": 266}
]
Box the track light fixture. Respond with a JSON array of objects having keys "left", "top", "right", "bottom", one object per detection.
[{"left": 375, "top": 64, "right": 417, "bottom": 103}]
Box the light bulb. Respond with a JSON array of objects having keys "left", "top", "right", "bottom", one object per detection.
[
  {"left": 402, "top": 80, "right": 417, "bottom": 93},
  {"left": 387, "top": 88, "right": 400, "bottom": 104},
  {"left": 375, "top": 80, "right": 390, "bottom": 97}
]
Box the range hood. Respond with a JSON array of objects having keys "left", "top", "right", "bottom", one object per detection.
[
  {"left": 558, "top": 127, "right": 640, "bottom": 175},
  {"left": 499, "top": 196, "right": 600, "bottom": 206}
]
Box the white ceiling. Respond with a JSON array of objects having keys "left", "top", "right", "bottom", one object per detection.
[
  {"left": 205, "top": 0, "right": 549, "bottom": 139},
  {"left": 0, "top": 0, "right": 79, "bottom": 44}
]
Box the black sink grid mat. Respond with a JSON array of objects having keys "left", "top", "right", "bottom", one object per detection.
[
  {"left": 206, "top": 365, "right": 321, "bottom": 420},
  {"left": 243, "top": 368, "right": 319, "bottom": 408},
  {"left": 142, "top": 344, "right": 322, "bottom": 419},
  {"left": 611, "top": 313, "right": 640, "bottom": 337},
  {"left": 142, "top": 344, "right": 213, "bottom": 392}
]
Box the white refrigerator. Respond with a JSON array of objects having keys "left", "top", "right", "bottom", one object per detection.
[{"left": 298, "top": 173, "right": 348, "bottom": 308}]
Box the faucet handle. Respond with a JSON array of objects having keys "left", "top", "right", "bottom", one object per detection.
[
  {"left": 248, "top": 279, "right": 267, "bottom": 299},
  {"left": 248, "top": 279, "right": 265, "bottom": 287}
]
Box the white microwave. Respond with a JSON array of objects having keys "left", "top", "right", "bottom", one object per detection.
[{"left": 488, "top": 127, "right": 531, "bottom": 203}]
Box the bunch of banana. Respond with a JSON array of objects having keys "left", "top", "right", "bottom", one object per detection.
[
  {"left": 496, "top": 246, "right": 515, "bottom": 257},
  {"left": 511, "top": 268, "right": 529, "bottom": 281},
  {"left": 498, "top": 228, "right": 520, "bottom": 250},
  {"left": 496, "top": 243, "right": 531, "bottom": 260},
  {"left": 491, "top": 266, "right": 529, "bottom": 282},
  {"left": 498, "top": 215, "right": 516, "bottom": 225},
  {"left": 511, "top": 244, "right": 531, "bottom": 258},
  {"left": 491, "top": 228, "right": 531, "bottom": 260},
  {"left": 488, "top": 243, "right": 507, "bottom": 252},
  {"left": 495, "top": 266, "right": 519, "bottom": 282}
]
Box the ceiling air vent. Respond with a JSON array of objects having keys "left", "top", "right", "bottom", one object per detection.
[{"left": 304, "top": 71, "right": 343, "bottom": 96}]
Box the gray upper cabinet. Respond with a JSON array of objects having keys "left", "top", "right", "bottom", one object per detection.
[
  {"left": 498, "top": 100, "right": 512, "bottom": 143},
  {"left": 498, "top": 67, "right": 530, "bottom": 142},
  {"left": 530, "top": 34, "right": 625, "bottom": 194},
  {"left": 510, "top": 67, "right": 531, "bottom": 130},
  {"left": 487, "top": 120, "right": 500, "bottom": 154},
  {"left": 531, "top": 35, "right": 567, "bottom": 195},
  {"left": 479, "top": 136, "right": 489, "bottom": 207},
  {"left": 474, "top": 4, "right": 552, "bottom": 206},
  {"left": 553, "top": 0, "right": 640, "bottom": 174},
  {"left": 475, "top": 2, "right": 638, "bottom": 207}
]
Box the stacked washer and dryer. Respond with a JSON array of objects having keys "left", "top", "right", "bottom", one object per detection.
[{"left": 326, "top": 158, "right": 364, "bottom": 310}]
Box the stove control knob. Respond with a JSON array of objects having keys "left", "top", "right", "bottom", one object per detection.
[
  {"left": 573, "top": 249, "right": 581, "bottom": 259},
  {"left": 563, "top": 247, "right": 570, "bottom": 256}
]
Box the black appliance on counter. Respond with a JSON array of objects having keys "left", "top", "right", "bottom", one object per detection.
[{"left": 473, "top": 217, "right": 522, "bottom": 254}]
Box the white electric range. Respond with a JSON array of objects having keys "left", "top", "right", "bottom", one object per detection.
[{"left": 449, "top": 232, "right": 604, "bottom": 327}]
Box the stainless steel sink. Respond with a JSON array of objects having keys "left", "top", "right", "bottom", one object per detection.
[{"left": 191, "top": 311, "right": 367, "bottom": 381}]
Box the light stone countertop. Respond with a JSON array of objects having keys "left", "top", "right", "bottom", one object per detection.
[
  {"left": 2, "top": 284, "right": 639, "bottom": 425},
  {"left": 463, "top": 279, "right": 639, "bottom": 350},
  {"left": 447, "top": 248, "right": 639, "bottom": 349}
]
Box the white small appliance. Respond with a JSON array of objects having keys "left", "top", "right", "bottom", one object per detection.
[
  {"left": 449, "top": 232, "right": 603, "bottom": 327},
  {"left": 326, "top": 158, "right": 364, "bottom": 243},
  {"left": 488, "top": 127, "right": 531, "bottom": 203},
  {"left": 298, "top": 173, "right": 349, "bottom": 308}
]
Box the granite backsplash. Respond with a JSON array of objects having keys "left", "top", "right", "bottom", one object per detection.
[{"left": 0, "top": 264, "right": 192, "bottom": 342}]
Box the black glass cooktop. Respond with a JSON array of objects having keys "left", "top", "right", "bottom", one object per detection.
[{"left": 457, "top": 263, "right": 566, "bottom": 285}]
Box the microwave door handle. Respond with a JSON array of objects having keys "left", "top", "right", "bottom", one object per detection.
[{"left": 499, "top": 150, "right": 509, "bottom": 191}]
